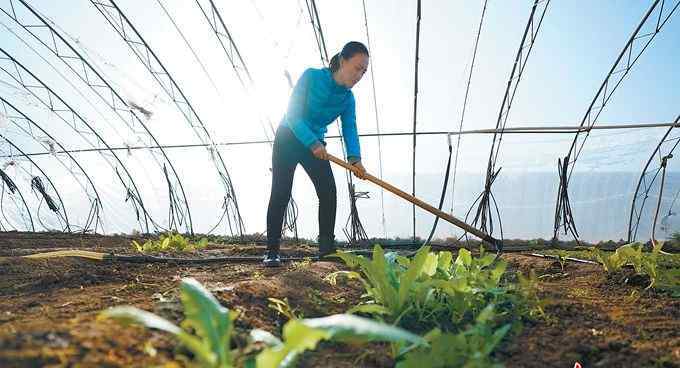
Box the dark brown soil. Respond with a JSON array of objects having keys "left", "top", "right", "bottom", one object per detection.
[
  {"left": 0, "top": 232, "right": 678, "bottom": 367},
  {"left": 499, "top": 255, "right": 680, "bottom": 368}
]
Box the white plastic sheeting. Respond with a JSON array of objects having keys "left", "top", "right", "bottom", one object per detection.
[{"left": 0, "top": 0, "right": 678, "bottom": 242}]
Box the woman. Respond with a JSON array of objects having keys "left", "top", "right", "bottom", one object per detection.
[{"left": 265, "top": 41, "right": 370, "bottom": 267}]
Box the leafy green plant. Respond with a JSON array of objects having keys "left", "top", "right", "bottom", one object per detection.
[
  {"left": 100, "top": 277, "right": 237, "bottom": 368},
  {"left": 327, "top": 244, "right": 434, "bottom": 324},
  {"left": 396, "top": 305, "right": 510, "bottom": 368},
  {"left": 132, "top": 232, "right": 208, "bottom": 253},
  {"left": 100, "top": 278, "right": 427, "bottom": 368},
  {"left": 251, "top": 314, "right": 427, "bottom": 368},
  {"left": 591, "top": 242, "right": 661, "bottom": 288},
  {"left": 656, "top": 268, "right": 680, "bottom": 297},
  {"left": 514, "top": 269, "right": 545, "bottom": 318},
  {"left": 415, "top": 248, "right": 509, "bottom": 328},
  {"left": 441, "top": 247, "right": 507, "bottom": 291},
  {"left": 328, "top": 245, "right": 521, "bottom": 335},
  {"left": 267, "top": 297, "right": 302, "bottom": 321},
  {"left": 554, "top": 250, "right": 568, "bottom": 272}
]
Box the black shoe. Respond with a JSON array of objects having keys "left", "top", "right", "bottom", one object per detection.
[
  {"left": 319, "top": 248, "right": 337, "bottom": 258},
  {"left": 318, "top": 235, "right": 337, "bottom": 258},
  {"left": 263, "top": 250, "right": 281, "bottom": 267}
]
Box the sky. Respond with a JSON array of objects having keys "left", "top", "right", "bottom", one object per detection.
[{"left": 0, "top": 0, "right": 678, "bottom": 242}]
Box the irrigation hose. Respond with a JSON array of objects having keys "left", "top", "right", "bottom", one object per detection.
[
  {"left": 7, "top": 248, "right": 612, "bottom": 269},
  {"left": 524, "top": 252, "right": 598, "bottom": 265}
]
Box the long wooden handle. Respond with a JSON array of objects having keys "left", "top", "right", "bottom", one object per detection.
[{"left": 328, "top": 154, "right": 498, "bottom": 246}]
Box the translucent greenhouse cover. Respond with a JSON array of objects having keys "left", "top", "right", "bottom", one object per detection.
[{"left": 0, "top": 0, "right": 678, "bottom": 243}]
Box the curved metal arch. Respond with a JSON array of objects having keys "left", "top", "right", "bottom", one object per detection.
[
  {"left": 2, "top": 0, "right": 193, "bottom": 233},
  {"left": 469, "top": 0, "right": 550, "bottom": 239},
  {"left": 659, "top": 187, "right": 680, "bottom": 235},
  {"left": 193, "top": 0, "right": 253, "bottom": 88},
  {"left": 361, "top": 0, "right": 387, "bottom": 238},
  {"left": 90, "top": 0, "right": 244, "bottom": 236},
  {"left": 0, "top": 164, "right": 34, "bottom": 231},
  {"left": 192, "top": 0, "right": 300, "bottom": 238},
  {"left": 0, "top": 47, "right": 153, "bottom": 232},
  {"left": 0, "top": 96, "right": 103, "bottom": 232},
  {"left": 410, "top": 0, "right": 422, "bottom": 242},
  {"left": 554, "top": 0, "right": 680, "bottom": 241},
  {"left": 305, "top": 0, "right": 330, "bottom": 65},
  {"left": 628, "top": 114, "right": 680, "bottom": 242},
  {"left": 0, "top": 133, "right": 70, "bottom": 231}
]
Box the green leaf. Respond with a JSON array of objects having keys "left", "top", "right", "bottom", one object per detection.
[
  {"left": 325, "top": 270, "right": 363, "bottom": 286},
  {"left": 197, "top": 238, "right": 209, "bottom": 249},
  {"left": 397, "top": 319, "right": 509, "bottom": 368},
  {"left": 333, "top": 250, "right": 364, "bottom": 268},
  {"left": 255, "top": 314, "right": 427, "bottom": 368},
  {"left": 474, "top": 304, "right": 497, "bottom": 325},
  {"left": 437, "top": 251, "right": 453, "bottom": 271},
  {"left": 244, "top": 358, "right": 257, "bottom": 368},
  {"left": 132, "top": 240, "right": 143, "bottom": 252},
  {"left": 455, "top": 248, "right": 472, "bottom": 267},
  {"left": 100, "top": 306, "right": 181, "bottom": 334},
  {"left": 488, "top": 324, "right": 511, "bottom": 353},
  {"left": 250, "top": 329, "right": 282, "bottom": 347},
  {"left": 256, "top": 321, "right": 329, "bottom": 368},
  {"left": 488, "top": 260, "right": 508, "bottom": 285},
  {"left": 100, "top": 306, "right": 215, "bottom": 366},
  {"left": 283, "top": 320, "right": 332, "bottom": 349},
  {"left": 398, "top": 246, "right": 430, "bottom": 310},
  {"left": 301, "top": 314, "right": 427, "bottom": 347},
  {"left": 478, "top": 253, "right": 497, "bottom": 268},
  {"left": 591, "top": 247, "right": 617, "bottom": 272},
  {"left": 365, "top": 245, "right": 398, "bottom": 310},
  {"left": 180, "top": 277, "right": 234, "bottom": 367},
  {"left": 142, "top": 241, "right": 154, "bottom": 252},
  {"left": 617, "top": 244, "right": 643, "bottom": 273},
  {"left": 422, "top": 252, "right": 439, "bottom": 277},
  {"left": 396, "top": 255, "right": 412, "bottom": 267},
  {"left": 347, "top": 303, "right": 392, "bottom": 316},
  {"left": 160, "top": 237, "right": 170, "bottom": 251}
]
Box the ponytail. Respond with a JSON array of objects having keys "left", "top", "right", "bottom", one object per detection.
[{"left": 329, "top": 53, "right": 341, "bottom": 73}]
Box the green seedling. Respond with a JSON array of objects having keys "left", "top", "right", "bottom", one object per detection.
[
  {"left": 267, "top": 297, "right": 302, "bottom": 321},
  {"left": 396, "top": 305, "right": 510, "bottom": 368},
  {"left": 591, "top": 242, "right": 661, "bottom": 288},
  {"left": 100, "top": 278, "right": 237, "bottom": 368},
  {"left": 100, "top": 278, "right": 427, "bottom": 368},
  {"left": 132, "top": 232, "right": 208, "bottom": 253}
]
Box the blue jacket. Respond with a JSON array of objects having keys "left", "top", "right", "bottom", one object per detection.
[{"left": 282, "top": 67, "right": 361, "bottom": 162}]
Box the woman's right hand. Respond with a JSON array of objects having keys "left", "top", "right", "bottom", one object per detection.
[{"left": 311, "top": 145, "right": 329, "bottom": 160}]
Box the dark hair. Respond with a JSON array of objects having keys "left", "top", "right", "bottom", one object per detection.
[{"left": 329, "top": 41, "right": 369, "bottom": 73}]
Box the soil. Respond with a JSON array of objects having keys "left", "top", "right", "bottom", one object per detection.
[{"left": 0, "top": 231, "right": 678, "bottom": 367}]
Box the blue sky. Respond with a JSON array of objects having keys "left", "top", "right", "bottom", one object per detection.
[{"left": 0, "top": 0, "right": 678, "bottom": 240}]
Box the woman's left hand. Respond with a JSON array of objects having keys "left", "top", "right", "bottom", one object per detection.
[{"left": 352, "top": 161, "right": 367, "bottom": 179}]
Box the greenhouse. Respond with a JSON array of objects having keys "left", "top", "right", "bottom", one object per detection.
[{"left": 1, "top": 0, "right": 679, "bottom": 367}]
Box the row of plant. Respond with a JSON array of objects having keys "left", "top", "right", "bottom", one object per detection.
[
  {"left": 543, "top": 242, "right": 680, "bottom": 296},
  {"left": 327, "top": 245, "right": 543, "bottom": 367},
  {"left": 101, "top": 278, "right": 427, "bottom": 368},
  {"left": 131, "top": 232, "right": 209, "bottom": 253},
  {"left": 100, "top": 245, "right": 543, "bottom": 367}
]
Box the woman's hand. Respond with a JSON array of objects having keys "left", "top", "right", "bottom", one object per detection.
[
  {"left": 352, "top": 161, "right": 367, "bottom": 179},
  {"left": 311, "top": 145, "right": 329, "bottom": 160}
]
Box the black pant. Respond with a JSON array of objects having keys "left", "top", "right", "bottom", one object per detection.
[{"left": 266, "top": 126, "right": 336, "bottom": 249}]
